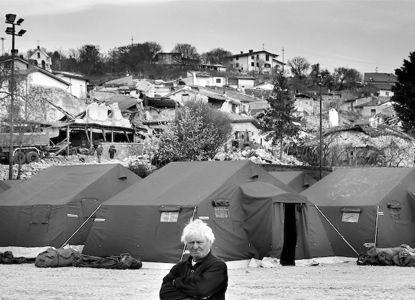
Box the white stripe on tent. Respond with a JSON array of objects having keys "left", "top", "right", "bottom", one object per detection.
[{"left": 313, "top": 203, "right": 359, "bottom": 256}]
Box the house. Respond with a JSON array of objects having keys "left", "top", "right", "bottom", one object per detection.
[
  {"left": 310, "top": 124, "right": 415, "bottom": 167},
  {"left": 294, "top": 93, "right": 316, "bottom": 115},
  {"left": 224, "top": 49, "right": 284, "bottom": 74},
  {"left": 199, "top": 63, "right": 227, "bottom": 72},
  {"left": 152, "top": 52, "right": 199, "bottom": 66},
  {"left": 228, "top": 76, "right": 256, "bottom": 89},
  {"left": 353, "top": 97, "right": 393, "bottom": 118},
  {"left": 53, "top": 71, "right": 89, "bottom": 98},
  {"left": 253, "top": 81, "right": 274, "bottom": 91},
  {"left": 227, "top": 114, "right": 263, "bottom": 149},
  {"left": 28, "top": 45, "right": 52, "bottom": 72},
  {"left": 363, "top": 73, "right": 397, "bottom": 97},
  {"left": 152, "top": 52, "right": 182, "bottom": 64},
  {"left": 182, "top": 71, "right": 227, "bottom": 87}
]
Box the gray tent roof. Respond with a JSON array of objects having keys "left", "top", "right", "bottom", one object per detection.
[
  {"left": 104, "top": 160, "right": 295, "bottom": 206},
  {"left": 302, "top": 167, "right": 414, "bottom": 206},
  {"left": 0, "top": 164, "right": 141, "bottom": 206}
]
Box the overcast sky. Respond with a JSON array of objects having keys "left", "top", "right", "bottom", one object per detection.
[{"left": 2, "top": 0, "right": 414, "bottom": 73}]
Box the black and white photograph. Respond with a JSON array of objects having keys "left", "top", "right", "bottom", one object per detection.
[{"left": 1, "top": 0, "right": 415, "bottom": 299}]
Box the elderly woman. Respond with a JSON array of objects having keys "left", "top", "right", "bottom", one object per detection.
[{"left": 159, "top": 219, "right": 228, "bottom": 300}]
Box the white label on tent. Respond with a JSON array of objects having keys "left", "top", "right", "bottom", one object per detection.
[
  {"left": 378, "top": 211, "right": 384, "bottom": 216},
  {"left": 341, "top": 212, "right": 359, "bottom": 223},
  {"left": 95, "top": 218, "right": 106, "bottom": 222},
  {"left": 199, "top": 216, "right": 209, "bottom": 220},
  {"left": 67, "top": 214, "right": 78, "bottom": 218},
  {"left": 160, "top": 212, "right": 179, "bottom": 223}
]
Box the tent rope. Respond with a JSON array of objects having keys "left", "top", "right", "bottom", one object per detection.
[
  {"left": 179, "top": 206, "right": 198, "bottom": 262},
  {"left": 313, "top": 204, "right": 359, "bottom": 256},
  {"left": 60, "top": 204, "right": 103, "bottom": 248},
  {"left": 374, "top": 205, "right": 380, "bottom": 246}
]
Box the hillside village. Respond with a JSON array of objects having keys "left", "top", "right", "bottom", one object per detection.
[{"left": 0, "top": 46, "right": 414, "bottom": 181}]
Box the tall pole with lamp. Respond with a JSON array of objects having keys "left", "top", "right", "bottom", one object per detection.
[{"left": 5, "top": 13, "right": 26, "bottom": 179}]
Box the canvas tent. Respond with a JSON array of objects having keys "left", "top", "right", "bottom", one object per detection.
[
  {"left": 0, "top": 164, "right": 141, "bottom": 247},
  {"left": 0, "top": 180, "right": 10, "bottom": 193},
  {"left": 268, "top": 170, "right": 317, "bottom": 192},
  {"left": 83, "top": 160, "right": 334, "bottom": 263},
  {"left": 302, "top": 167, "right": 415, "bottom": 257}
]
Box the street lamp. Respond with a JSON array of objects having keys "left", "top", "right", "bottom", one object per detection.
[{"left": 5, "top": 13, "right": 25, "bottom": 180}]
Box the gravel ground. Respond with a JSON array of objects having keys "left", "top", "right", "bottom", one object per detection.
[{"left": 1, "top": 259, "right": 414, "bottom": 300}]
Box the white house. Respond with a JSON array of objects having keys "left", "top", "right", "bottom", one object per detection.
[
  {"left": 224, "top": 49, "right": 284, "bottom": 74},
  {"left": 53, "top": 71, "right": 88, "bottom": 98},
  {"left": 27, "top": 67, "right": 70, "bottom": 91},
  {"left": 227, "top": 114, "right": 263, "bottom": 149},
  {"left": 183, "top": 72, "right": 227, "bottom": 87},
  {"left": 28, "top": 46, "right": 52, "bottom": 72}
]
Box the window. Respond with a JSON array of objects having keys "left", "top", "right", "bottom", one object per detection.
[
  {"left": 387, "top": 201, "right": 402, "bottom": 221},
  {"left": 235, "top": 63, "right": 239, "bottom": 68},
  {"left": 251, "top": 62, "right": 255, "bottom": 66},
  {"left": 236, "top": 56, "right": 239, "bottom": 60},
  {"left": 256, "top": 62, "right": 259, "bottom": 67},
  {"left": 264, "top": 63, "right": 271, "bottom": 68},
  {"left": 160, "top": 212, "right": 179, "bottom": 222},
  {"left": 251, "top": 56, "right": 254, "bottom": 59},
  {"left": 341, "top": 208, "right": 361, "bottom": 223},
  {"left": 216, "top": 78, "right": 221, "bottom": 83},
  {"left": 266, "top": 55, "right": 269, "bottom": 61},
  {"left": 37, "top": 52, "right": 40, "bottom": 59},
  {"left": 214, "top": 207, "right": 230, "bottom": 218},
  {"left": 212, "top": 199, "right": 230, "bottom": 219},
  {"left": 159, "top": 205, "right": 181, "bottom": 223}
]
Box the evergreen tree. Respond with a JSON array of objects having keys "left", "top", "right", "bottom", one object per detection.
[
  {"left": 392, "top": 51, "right": 415, "bottom": 132},
  {"left": 258, "top": 71, "right": 301, "bottom": 159}
]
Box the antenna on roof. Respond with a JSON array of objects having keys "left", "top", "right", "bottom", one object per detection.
[
  {"left": 262, "top": 43, "right": 265, "bottom": 50},
  {"left": 375, "top": 67, "right": 378, "bottom": 73}
]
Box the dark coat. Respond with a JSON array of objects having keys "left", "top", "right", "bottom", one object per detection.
[{"left": 160, "top": 251, "right": 228, "bottom": 300}]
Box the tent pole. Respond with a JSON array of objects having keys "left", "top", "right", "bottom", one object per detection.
[
  {"left": 179, "top": 206, "right": 198, "bottom": 262},
  {"left": 313, "top": 204, "right": 359, "bottom": 256},
  {"left": 60, "top": 204, "right": 103, "bottom": 248},
  {"left": 374, "top": 205, "right": 380, "bottom": 246}
]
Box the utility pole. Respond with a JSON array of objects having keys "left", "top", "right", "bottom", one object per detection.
[
  {"left": 281, "top": 47, "right": 285, "bottom": 71},
  {"left": 5, "top": 13, "right": 26, "bottom": 180},
  {"left": 0, "top": 37, "right": 4, "bottom": 56}
]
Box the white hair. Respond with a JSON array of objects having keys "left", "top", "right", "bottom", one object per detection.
[{"left": 181, "top": 219, "right": 215, "bottom": 244}]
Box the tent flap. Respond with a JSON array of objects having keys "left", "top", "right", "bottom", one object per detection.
[
  {"left": 240, "top": 181, "right": 286, "bottom": 198},
  {"left": 159, "top": 205, "right": 181, "bottom": 212}
]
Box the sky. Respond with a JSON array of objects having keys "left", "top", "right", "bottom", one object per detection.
[{"left": 2, "top": 0, "right": 415, "bottom": 74}]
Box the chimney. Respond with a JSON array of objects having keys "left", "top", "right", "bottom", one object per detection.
[
  {"left": 240, "top": 51, "right": 243, "bottom": 54},
  {"left": 249, "top": 49, "right": 253, "bottom": 53}
]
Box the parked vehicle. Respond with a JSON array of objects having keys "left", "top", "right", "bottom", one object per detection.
[{"left": 0, "top": 131, "right": 50, "bottom": 164}]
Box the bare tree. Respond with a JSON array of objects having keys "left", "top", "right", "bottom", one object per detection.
[
  {"left": 287, "top": 56, "right": 310, "bottom": 78},
  {"left": 172, "top": 43, "right": 200, "bottom": 60}
]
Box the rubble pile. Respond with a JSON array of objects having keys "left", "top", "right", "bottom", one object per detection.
[
  {"left": 214, "top": 148, "right": 303, "bottom": 166},
  {"left": 0, "top": 154, "right": 153, "bottom": 181}
]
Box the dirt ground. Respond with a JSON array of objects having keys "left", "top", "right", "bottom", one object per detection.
[{"left": 1, "top": 258, "right": 414, "bottom": 300}]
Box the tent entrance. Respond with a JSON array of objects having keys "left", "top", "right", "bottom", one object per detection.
[
  {"left": 271, "top": 202, "right": 300, "bottom": 265},
  {"left": 280, "top": 203, "right": 297, "bottom": 265}
]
